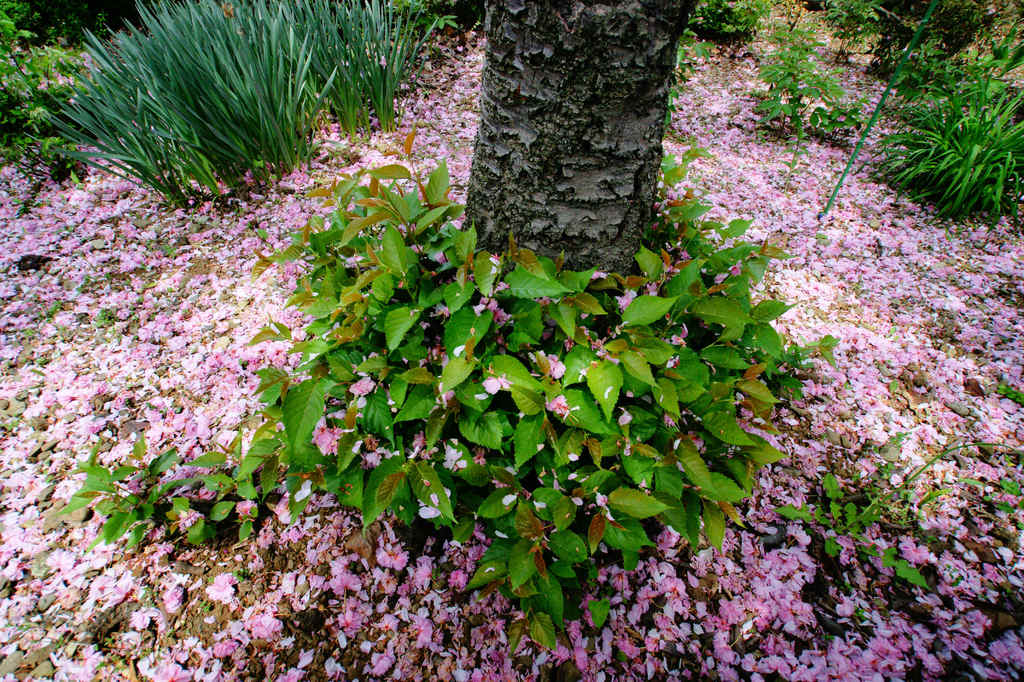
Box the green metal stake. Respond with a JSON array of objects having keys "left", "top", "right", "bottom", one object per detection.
[{"left": 819, "top": 0, "right": 940, "bottom": 220}]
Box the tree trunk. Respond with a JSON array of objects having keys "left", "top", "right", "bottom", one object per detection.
[{"left": 466, "top": 0, "right": 692, "bottom": 273}]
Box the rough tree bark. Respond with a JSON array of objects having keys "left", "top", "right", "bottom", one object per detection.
[{"left": 466, "top": 0, "right": 694, "bottom": 272}]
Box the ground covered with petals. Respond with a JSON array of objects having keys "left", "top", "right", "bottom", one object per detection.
[{"left": 1, "top": 35, "right": 1022, "bottom": 681}]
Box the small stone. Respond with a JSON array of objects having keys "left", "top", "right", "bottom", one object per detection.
[
  {"left": 67, "top": 507, "right": 91, "bottom": 525},
  {"left": 964, "top": 377, "right": 985, "bottom": 397},
  {"left": 37, "top": 485, "right": 56, "bottom": 504},
  {"left": 912, "top": 372, "right": 929, "bottom": 388},
  {"left": 23, "top": 644, "right": 54, "bottom": 669},
  {"left": 6, "top": 398, "right": 25, "bottom": 417},
  {"left": 825, "top": 430, "right": 842, "bottom": 446},
  {"left": 948, "top": 401, "right": 972, "bottom": 418},
  {"left": 0, "top": 649, "right": 23, "bottom": 675},
  {"left": 86, "top": 238, "right": 106, "bottom": 249},
  {"left": 879, "top": 444, "right": 901, "bottom": 462},
  {"left": 30, "top": 552, "right": 51, "bottom": 579},
  {"left": 37, "top": 593, "right": 57, "bottom": 613},
  {"left": 836, "top": 407, "right": 853, "bottom": 420},
  {"left": 839, "top": 433, "right": 856, "bottom": 450},
  {"left": 0, "top": 398, "right": 8, "bottom": 412},
  {"left": 30, "top": 660, "right": 55, "bottom": 678}
]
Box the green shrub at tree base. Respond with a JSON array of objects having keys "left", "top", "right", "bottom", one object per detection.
[{"left": 64, "top": 140, "right": 831, "bottom": 645}]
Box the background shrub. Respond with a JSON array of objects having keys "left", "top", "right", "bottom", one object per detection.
[
  {"left": 756, "top": 26, "right": 863, "bottom": 141},
  {"left": 391, "top": 0, "right": 485, "bottom": 30},
  {"left": 880, "top": 35, "right": 1024, "bottom": 220},
  {"left": 0, "top": 0, "right": 138, "bottom": 44},
  {"left": 870, "top": 0, "right": 1000, "bottom": 75},
  {"left": 688, "top": 0, "right": 771, "bottom": 46},
  {"left": 0, "top": 9, "right": 80, "bottom": 176},
  {"left": 57, "top": 0, "right": 434, "bottom": 203}
]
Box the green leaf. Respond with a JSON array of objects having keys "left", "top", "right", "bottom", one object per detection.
[
  {"left": 562, "top": 345, "right": 598, "bottom": 386},
  {"left": 380, "top": 225, "right": 412, "bottom": 275},
  {"left": 394, "top": 385, "right": 434, "bottom": 424},
  {"left": 189, "top": 451, "right": 227, "bottom": 468},
  {"left": 282, "top": 379, "right": 330, "bottom": 459},
  {"left": 692, "top": 298, "right": 750, "bottom": 339},
  {"left": 514, "top": 414, "right": 544, "bottom": 469},
  {"left": 700, "top": 346, "right": 749, "bottom": 370},
  {"left": 588, "top": 598, "right": 611, "bottom": 628},
  {"left": 444, "top": 308, "right": 493, "bottom": 358},
  {"left": 703, "top": 500, "right": 725, "bottom": 550},
  {"left": 736, "top": 378, "right": 778, "bottom": 404},
  {"left": 362, "top": 455, "right": 405, "bottom": 525},
  {"left": 549, "top": 529, "right": 588, "bottom": 563},
  {"left": 210, "top": 500, "right": 235, "bottom": 521},
  {"left": 474, "top": 251, "right": 499, "bottom": 297},
  {"left": 535, "top": 572, "right": 565, "bottom": 627},
  {"left": 443, "top": 281, "right": 474, "bottom": 315},
  {"left": 774, "top": 503, "right": 815, "bottom": 520},
  {"left": 505, "top": 267, "right": 572, "bottom": 299},
  {"left": 608, "top": 487, "right": 669, "bottom": 518},
  {"left": 467, "top": 560, "right": 507, "bottom": 590},
  {"left": 439, "top": 357, "right": 475, "bottom": 393},
  {"left": 424, "top": 161, "right": 450, "bottom": 205},
  {"left": 459, "top": 411, "right": 506, "bottom": 450},
  {"left": 676, "top": 439, "right": 715, "bottom": 491},
  {"left": 479, "top": 489, "right": 518, "bottom": 518},
  {"left": 530, "top": 611, "right": 557, "bottom": 649},
  {"left": 490, "top": 355, "right": 543, "bottom": 392},
  {"left": 622, "top": 295, "right": 677, "bottom": 326},
  {"left": 369, "top": 163, "right": 412, "bottom": 180},
  {"left": 634, "top": 247, "right": 663, "bottom": 279},
  {"left": 896, "top": 561, "right": 928, "bottom": 588},
  {"left": 548, "top": 303, "right": 577, "bottom": 338},
  {"left": 509, "top": 386, "right": 545, "bottom": 415},
  {"left": 561, "top": 389, "right": 618, "bottom": 435},
  {"left": 701, "top": 410, "right": 755, "bottom": 446},
  {"left": 509, "top": 539, "right": 538, "bottom": 589},
  {"left": 410, "top": 462, "right": 453, "bottom": 521},
  {"left": 653, "top": 377, "right": 680, "bottom": 417},
  {"left": 601, "top": 517, "right": 653, "bottom": 552},
  {"left": 385, "top": 306, "right": 420, "bottom": 352},
  {"left": 751, "top": 300, "right": 793, "bottom": 322},
  {"left": 587, "top": 359, "right": 623, "bottom": 422},
  {"left": 620, "top": 350, "right": 655, "bottom": 386}
]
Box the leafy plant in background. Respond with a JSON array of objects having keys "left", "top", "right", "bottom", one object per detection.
[
  {"left": 391, "top": 0, "right": 484, "bottom": 31},
  {"left": 822, "top": 0, "right": 883, "bottom": 59},
  {"left": 67, "top": 138, "right": 827, "bottom": 647},
  {"left": 0, "top": 0, "right": 139, "bottom": 44},
  {"left": 756, "top": 26, "right": 863, "bottom": 142},
  {"left": 0, "top": 9, "right": 80, "bottom": 176},
  {"left": 56, "top": 0, "right": 435, "bottom": 203},
  {"left": 870, "top": 0, "right": 999, "bottom": 76},
  {"left": 777, "top": 442, "right": 947, "bottom": 588},
  {"left": 688, "top": 0, "right": 770, "bottom": 49},
  {"left": 880, "top": 34, "right": 1024, "bottom": 220},
  {"left": 666, "top": 31, "right": 712, "bottom": 128}
]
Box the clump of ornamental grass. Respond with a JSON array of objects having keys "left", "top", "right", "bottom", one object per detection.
[
  {"left": 66, "top": 136, "right": 831, "bottom": 648},
  {"left": 56, "top": 0, "right": 433, "bottom": 204}
]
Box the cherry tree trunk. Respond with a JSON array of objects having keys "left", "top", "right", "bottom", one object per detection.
[{"left": 466, "top": 0, "right": 692, "bottom": 272}]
